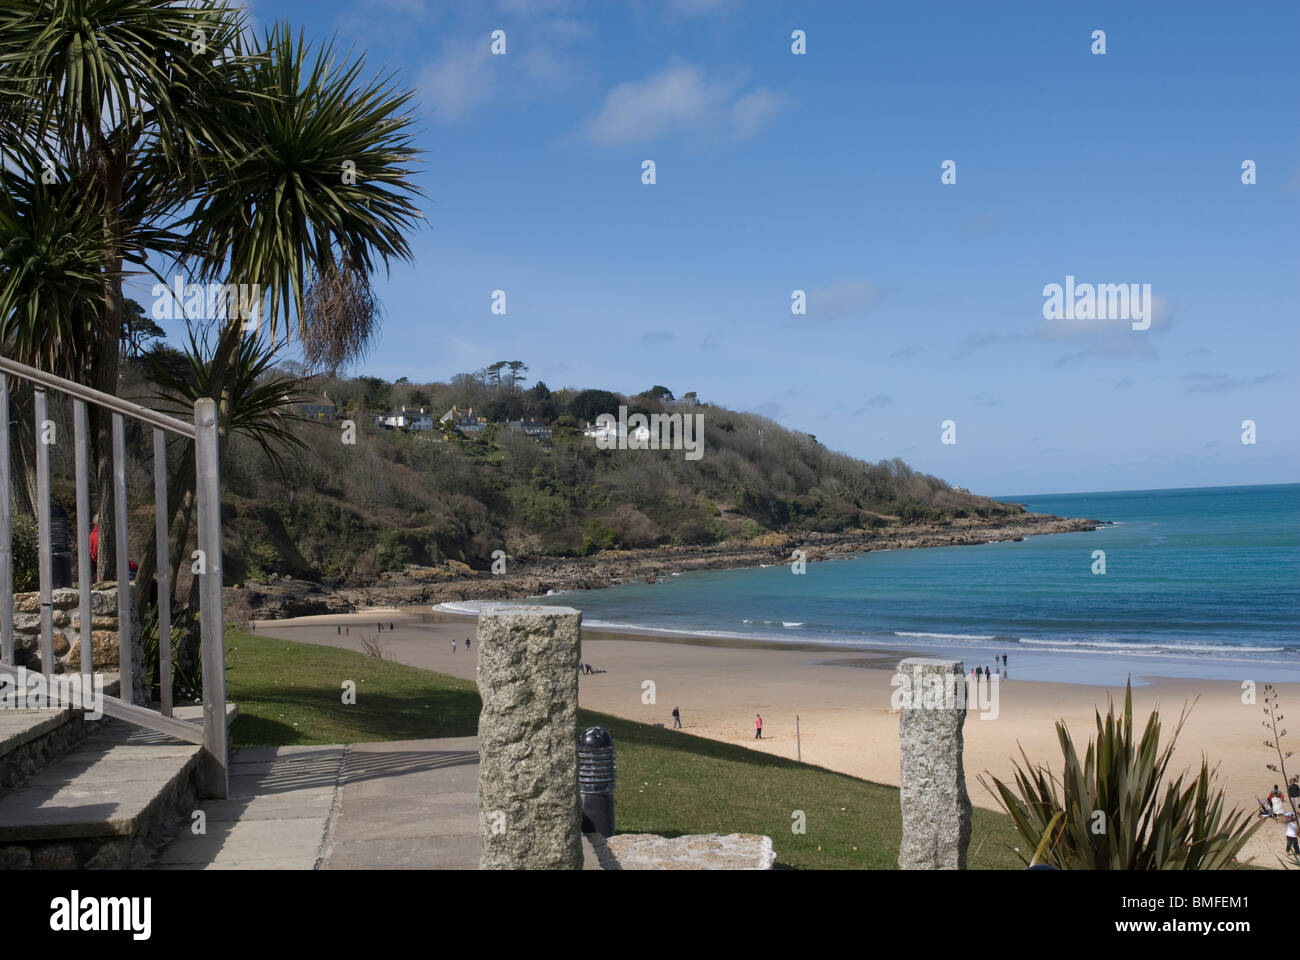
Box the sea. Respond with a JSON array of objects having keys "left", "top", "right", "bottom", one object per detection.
[{"left": 439, "top": 484, "right": 1299, "bottom": 685}]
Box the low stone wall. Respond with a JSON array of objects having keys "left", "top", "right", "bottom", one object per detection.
[{"left": 11, "top": 585, "right": 135, "bottom": 679}]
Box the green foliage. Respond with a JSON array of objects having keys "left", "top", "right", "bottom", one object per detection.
[
  {"left": 11, "top": 512, "right": 37, "bottom": 592},
  {"left": 218, "top": 369, "right": 1020, "bottom": 579},
  {"left": 981, "top": 681, "right": 1261, "bottom": 869}
]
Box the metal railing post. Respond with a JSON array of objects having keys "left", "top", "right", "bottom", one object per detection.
[
  {"left": 153, "top": 429, "right": 172, "bottom": 716},
  {"left": 0, "top": 375, "right": 11, "bottom": 665},
  {"left": 112, "top": 414, "right": 132, "bottom": 703},
  {"left": 73, "top": 401, "right": 92, "bottom": 684},
  {"left": 35, "top": 388, "right": 53, "bottom": 674},
  {"left": 194, "top": 398, "right": 227, "bottom": 798}
]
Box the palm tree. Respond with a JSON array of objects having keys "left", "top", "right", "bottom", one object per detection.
[
  {"left": 0, "top": 0, "right": 251, "bottom": 579},
  {"left": 0, "top": 4, "right": 424, "bottom": 702}
]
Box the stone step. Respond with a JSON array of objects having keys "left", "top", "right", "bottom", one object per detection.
[
  {"left": 0, "top": 673, "right": 128, "bottom": 797},
  {"left": 0, "top": 720, "right": 206, "bottom": 869},
  {"left": 0, "top": 709, "right": 92, "bottom": 795}
]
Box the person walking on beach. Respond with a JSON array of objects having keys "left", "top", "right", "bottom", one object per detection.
[
  {"left": 755, "top": 714, "right": 763, "bottom": 739},
  {"left": 390, "top": 622, "right": 394, "bottom": 631},
  {"left": 465, "top": 637, "right": 471, "bottom": 651},
  {"left": 337, "top": 626, "right": 341, "bottom": 635},
  {"left": 672, "top": 706, "right": 681, "bottom": 729},
  {"left": 1287, "top": 813, "right": 1299, "bottom": 856},
  {"left": 451, "top": 639, "right": 457, "bottom": 653}
]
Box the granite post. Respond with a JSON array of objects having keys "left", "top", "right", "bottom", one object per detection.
[
  {"left": 897, "top": 657, "right": 972, "bottom": 869},
  {"left": 476, "top": 604, "right": 583, "bottom": 869}
]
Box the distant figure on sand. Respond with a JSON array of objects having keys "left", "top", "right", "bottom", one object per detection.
[
  {"left": 672, "top": 706, "right": 681, "bottom": 729},
  {"left": 1270, "top": 785, "right": 1285, "bottom": 817},
  {"left": 451, "top": 639, "right": 457, "bottom": 653},
  {"left": 1288, "top": 813, "right": 1299, "bottom": 856},
  {"left": 755, "top": 714, "right": 763, "bottom": 739},
  {"left": 390, "top": 622, "right": 394, "bottom": 631},
  {"left": 465, "top": 637, "right": 471, "bottom": 651},
  {"left": 337, "top": 626, "right": 340, "bottom": 635}
]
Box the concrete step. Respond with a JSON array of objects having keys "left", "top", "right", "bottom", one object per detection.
[
  {"left": 0, "top": 720, "right": 205, "bottom": 869},
  {"left": 0, "top": 709, "right": 93, "bottom": 794}
]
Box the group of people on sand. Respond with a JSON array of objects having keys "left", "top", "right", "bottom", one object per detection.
[
  {"left": 1258, "top": 779, "right": 1300, "bottom": 857},
  {"left": 970, "top": 654, "right": 1009, "bottom": 679}
]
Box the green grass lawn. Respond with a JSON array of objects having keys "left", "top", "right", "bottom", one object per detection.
[{"left": 226, "top": 628, "right": 1026, "bottom": 869}]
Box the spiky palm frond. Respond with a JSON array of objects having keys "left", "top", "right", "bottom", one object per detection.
[
  {"left": 148, "top": 326, "right": 307, "bottom": 477},
  {"left": 177, "top": 21, "right": 423, "bottom": 350},
  {"left": 980, "top": 680, "right": 1262, "bottom": 869},
  {"left": 0, "top": 173, "right": 113, "bottom": 376}
]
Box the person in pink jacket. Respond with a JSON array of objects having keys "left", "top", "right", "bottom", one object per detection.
[{"left": 755, "top": 714, "right": 763, "bottom": 739}]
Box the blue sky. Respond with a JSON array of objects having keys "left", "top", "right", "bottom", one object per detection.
[{"left": 185, "top": 0, "right": 1298, "bottom": 496}]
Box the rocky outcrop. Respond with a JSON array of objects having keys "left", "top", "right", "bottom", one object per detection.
[{"left": 228, "top": 513, "right": 1103, "bottom": 621}]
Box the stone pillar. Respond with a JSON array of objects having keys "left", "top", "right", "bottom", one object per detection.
[
  {"left": 897, "top": 657, "right": 971, "bottom": 869},
  {"left": 476, "top": 604, "right": 583, "bottom": 869}
]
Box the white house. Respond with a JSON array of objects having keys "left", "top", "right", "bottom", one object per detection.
[{"left": 383, "top": 406, "right": 435, "bottom": 430}]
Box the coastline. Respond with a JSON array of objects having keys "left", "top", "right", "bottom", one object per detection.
[
  {"left": 252, "top": 609, "right": 1300, "bottom": 869},
  {"left": 226, "top": 511, "right": 1100, "bottom": 621}
]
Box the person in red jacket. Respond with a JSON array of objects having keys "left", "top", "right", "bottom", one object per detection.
[{"left": 88, "top": 522, "right": 138, "bottom": 577}]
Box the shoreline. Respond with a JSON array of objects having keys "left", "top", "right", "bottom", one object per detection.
[
  {"left": 250, "top": 609, "right": 1300, "bottom": 869},
  {"left": 226, "top": 511, "right": 1101, "bottom": 621}
]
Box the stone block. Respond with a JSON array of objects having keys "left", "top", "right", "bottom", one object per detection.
[
  {"left": 476, "top": 604, "right": 582, "bottom": 869},
  {"left": 897, "top": 657, "right": 971, "bottom": 870}
]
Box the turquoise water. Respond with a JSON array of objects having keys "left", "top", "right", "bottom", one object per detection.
[{"left": 451, "top": 484, "right": 1300, "bottom": 684}]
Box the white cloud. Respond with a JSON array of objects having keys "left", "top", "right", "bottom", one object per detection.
[
  {"left": 420, "top": 43, "right": 494, "bottom": 122},
  {"left": 581, "top": 63, "right": 789, "bottom": 146},
  {"left": 419, "top": 16, "right": 591, "bottom": 123}
]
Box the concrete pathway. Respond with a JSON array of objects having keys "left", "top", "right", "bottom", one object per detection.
[{"left": 156, "top": 736, "right": 600, "bottom": 869}]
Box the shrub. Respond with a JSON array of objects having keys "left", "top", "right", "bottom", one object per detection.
[
  {"left": 981, "top": 681, "right": 1261, "bottom": 869},
  {"left": 12, "top": 512, "right": 37, "bottom": 592}
]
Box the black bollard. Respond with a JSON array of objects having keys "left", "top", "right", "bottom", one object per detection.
[
  {"left": 49, "top": 504, "right": 73, "bottom": 589},
  {"left": 578, "top": 726, "right": 616, "bottom": 837}
]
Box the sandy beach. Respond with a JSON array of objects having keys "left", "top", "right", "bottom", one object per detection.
[{"left": 252, "top": 608, "right": 1300, "bottom": 868}]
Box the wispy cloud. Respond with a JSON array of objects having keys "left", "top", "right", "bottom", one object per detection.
[
  {"left": 419, "top": 16, "right": 591, "bottom": 122},
  {"left": 1183, "top": 371, "right": 1284, "bottom": 394},
  {"left": 800, "top": 279, "right": 891, "bottom": 323},
  {"left": 641, "top": 330, "right": 674, "bottom": 343},
  {"left": 954, "top": 331, "right": 1026, "bottom": 358},
  {"left": 580, "top": 62, "right": 789, "bottom": 146}
]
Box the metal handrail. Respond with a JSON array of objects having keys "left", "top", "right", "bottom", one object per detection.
[
  {"left": 0, "top": 355, "right": 197, "bottom": 439},
  {"left": 0, "top": 354, "right": 227, "bottom": 798}
]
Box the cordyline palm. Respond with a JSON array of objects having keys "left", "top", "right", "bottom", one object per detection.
[
  {"left": 0, "top": 4, "right": 422, "bottom": 703},
  {"left": 0, "top": 175, "right": 113, "bottom": 513},
  {"left": 0, "top": 0, "right": 250, "bottom": 580},
  {"left": 980, "top": 681, "right": 1261, "bottom": 869},
  {"left": 128, "top": 21, "right": 422, "bottom": 638}
]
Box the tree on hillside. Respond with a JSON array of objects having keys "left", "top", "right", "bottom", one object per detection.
[
  {"left": 644, "top": 385, "right": 674, "bottom": 402},
  {"left": 567, "top": 389, "right": 621, "bottom": 425},
  {"left": 121, "top": 300, "right": 167, "bottom": 359}
]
